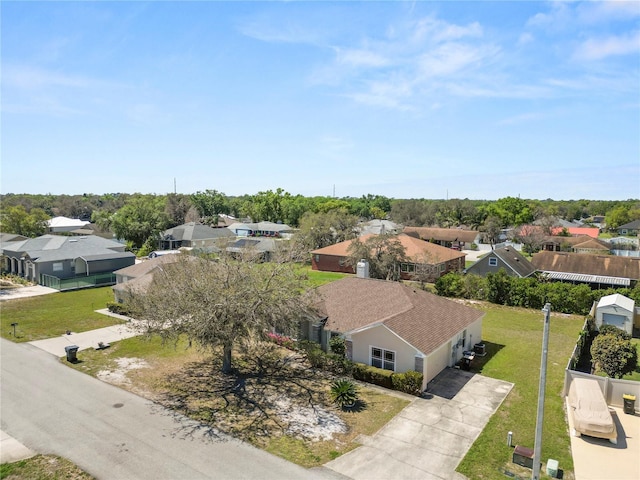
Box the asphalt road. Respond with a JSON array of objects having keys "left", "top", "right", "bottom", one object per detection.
[{"left": 0, "top": 339, "right": 338, "bottom": 480}]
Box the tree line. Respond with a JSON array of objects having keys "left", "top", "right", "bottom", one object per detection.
[{"left": 1, "top": 191, "right": 639, "bottom": 253}]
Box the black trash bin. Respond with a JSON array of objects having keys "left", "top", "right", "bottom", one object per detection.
[
  {"left": 623, "top": 394, "right": 636, "bottom": 415},
  {"left": 65, "top": 345, "right": 79, "bottom": 363}
]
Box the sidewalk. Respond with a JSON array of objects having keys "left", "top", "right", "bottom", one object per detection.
[
  {"left": 28, "top": 309, "right": 141, "bottom": 357},
  {"left": 1, "top": 430, "right": 36, "bottom": 464}
]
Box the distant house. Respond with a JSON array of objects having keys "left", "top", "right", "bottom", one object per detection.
[
  {"left": 531, "top": 251, "right": 640, "bottom": 288},
  {"left": 550, "top": 226, "right": 600, "bottom": 239},
  {"left": 539, "top": 235, "right": 609, "bottom": 253},
  {"left": 112, "top": 255, "right": 182, "bottom": 303},
  {"left": 310, "top": 233, "right": 466, "bottom": 281},
  {"left": 0, "top": 233, "right": 29, "bottom": 245},
  {"left": 225, "top": 237, "right": 278, "bottom": 261},
  {"left": 47, "top": 216, "right": 90, "bottom": 233},
  {"left": 159, "top": 222, "right": 234, "bottom": 250},
  {"left": 593, "top": 294, "right": 638, "bottom": 336},
  {"left": 617, "top": 220, "right": 640, "bottom": 236},
  {"left": 571, "top": 238, "right": 610, "bottom": 255},
  {"left": 1, "top": 234, "right": 135, "bottom": 290},
  {"left": 403, "top": 227, "right": 479, "bottom": 250},
  {"left": 358, "top": 219, "right": 403, "bottom": 236},
  {"left": 301, "top": 276, "right": 485, "bottom": 390},
  {"left": 466, "top": 246, "right": 536, "bottom": 278},
  {"left": 227, "top": 222, "right": 293, "bottom": 238}
]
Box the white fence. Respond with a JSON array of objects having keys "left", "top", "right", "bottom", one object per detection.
[{"left": 563, "top": 370, "right": 639, "bottom": 412}]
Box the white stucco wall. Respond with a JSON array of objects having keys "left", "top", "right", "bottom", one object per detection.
[{"left": 351, "top": 324, "right": 418, "bottom": 374}]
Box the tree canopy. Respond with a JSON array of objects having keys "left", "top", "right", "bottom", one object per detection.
[
  {"left": 346, "top": 234, "right": 408, "bottom": 281},
  {"left": 0, "top": 205, "right": 49, "bottom": 237},
  {"left": 590, "top": 328, "right": 638, "bottom": 379},
  {"left": 125, "top": 253, "right": 318, "bottom": 373}
]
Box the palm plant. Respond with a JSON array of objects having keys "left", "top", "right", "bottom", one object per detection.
[{"left": 330, "top": 379, "right": 359, "bottom": 409}]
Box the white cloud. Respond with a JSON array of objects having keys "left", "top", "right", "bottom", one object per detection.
[
  {"left": 3, "top": 65, "right": 92, "bottom": 90},
  {"left": 518, "top": 32, "right": 534, "bottom": 46},
  {"left": 574, "top": 30, "right": 640, "bottom": 61},
  {"left": 335, "top": 48, "right": 390, "bottom": 68}
]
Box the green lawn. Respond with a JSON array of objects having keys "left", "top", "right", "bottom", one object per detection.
[
  {"left": 457, "top": 303, "right": 584, "bottom": 479},
  {"left": 0, "top": 287, "right": 122, "bottom": 342},
  {"left": 299, "top": 266, "right": 348, "bottom": 287}
]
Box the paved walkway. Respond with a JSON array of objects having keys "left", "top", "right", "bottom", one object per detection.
[
  {"left": 0, "top": 284, "right": 57, "bottom": 301},
  {"left": 325, "top": 369, "right": 513, "bottom": 480},
  {"left": 29, "top": 309, "right": 141, "bottom": 357}
]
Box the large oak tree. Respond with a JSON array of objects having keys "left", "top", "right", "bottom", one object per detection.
[{"left": 125, "top": 252, "right": 318, "bottom": 374}]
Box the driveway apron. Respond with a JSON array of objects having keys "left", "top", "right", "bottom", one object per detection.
[{"left": 326, "top": 369, "right": 513, "bottom": 480}]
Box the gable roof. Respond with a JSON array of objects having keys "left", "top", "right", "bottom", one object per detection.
[
  {"left": 47, "top": 216, "right": 90, "bottom": 229},
  {"left": 542, "top": 235, "right": 609, "bottom": 248},
  {"left": 317, "top": 277, "right": 484, "bottom": 356},
  {"left": 403, "top": 227, "right": 478, "bottom": 243},
  {"left": 227, "top": 222, "right": 292, "bottom": 233},
  {"left": 531, "top": 251, "right": 640, "bottom": 281},
  {"left": 618, "top": 220, "right": 640, "bottom": 230},
  {"left": 162, "top": 222, "right": 234, "bottom": 241},
  {"left": 1, "top": 235, "right": 131, "bottom": 263},
  {"left": 0, "top": 232, "right": 29, "bottom": 245},
  {"left": 491, "top": 246, "right": 537, "bottom": 277},
  {"left": 311, "top": 233, "right": 465, "bottom": 264},
  {"left": 359, "top": 220, "right": 403, "bottom": 236},
  {"left": 113, "top": 254, "right": 181, "bottom": 279},
  {"left": 572, "top": 238, "right": 611, "bottom": 251},
  {"left": 596, "top": 293, "right": 634, "bottom": 312}
]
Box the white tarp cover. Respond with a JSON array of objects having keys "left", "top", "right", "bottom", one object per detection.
[{"left": 567, "top": 378, "right": 617, "bottom": 440}]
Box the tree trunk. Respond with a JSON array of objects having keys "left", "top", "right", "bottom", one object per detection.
[{"left": 222, "top": 343, "right": 232, "bottom": 374}]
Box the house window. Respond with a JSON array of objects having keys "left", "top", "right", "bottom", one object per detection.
[
  {"left": 462, "top": 329, "right": 467, "bottom": 348},
  {"left": 400, "top": 263, "right": 415, "bottom": 273},
  {"left": 488, "top": 257, "right": 498, "bottom": 267},
  {"left": 439, "top": 263, "right": 446, "bottom": 272},
  {"left": 315, "top": 254, "right": 320, "bottom": 262},
  {"left": 371, "top": 346, "right": 395, "bottom": 371},
  {"left": 52, "top": 262, "right": 63, "bottom": 272},
  {"left": 338, "top": 258, "right": 346, "bottom": 267}
]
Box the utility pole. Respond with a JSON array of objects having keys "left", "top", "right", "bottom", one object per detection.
[{"left": 532, "top": 303, "right": 551, "bottom": 480}]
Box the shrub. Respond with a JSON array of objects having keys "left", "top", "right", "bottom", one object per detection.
[
  {"left": 265, "top": 332, "right": 295, "bottom": 350},
  {"left": 329, "top": 336, "right": 346, "bottom": 357},
  {"left": 598, "top": 324, "right": 630, "bottom": 340},
  {"left": 591, "top": 333, "right": 638, "bottom": 379},
  {"left": 330, "top": 379, "right": 359, "bottom": 409},
  {"left": 352, "top": 363, "right": 394, "bottom": 389},
  {"left": 106, "top": 302, "right": 132, "bottom": 316},
  {"left": 391, "top": 371, "right": 424, "bottom": 396}
]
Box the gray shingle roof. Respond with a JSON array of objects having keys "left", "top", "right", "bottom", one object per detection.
[
  {"left": 2, "top": 234, "right": 130, "bottom": 263},
  {"left": 492, "top": 246, "right": 537, "bottom": 277}
]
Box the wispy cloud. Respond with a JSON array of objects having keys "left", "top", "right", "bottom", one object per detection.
[
  {"left": 574, "top": 30, "right": 640, "bottom": 61},
  {"left": 3, "top": 65, "right": 93, "bottom": 89}
]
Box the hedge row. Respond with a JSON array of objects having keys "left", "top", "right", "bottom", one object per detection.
[
  {"left": 435, "top": 270, "right": 640, "bottom": 315},
  {"left": 353, "top": 362, "right": 423, "bottom": 396}
]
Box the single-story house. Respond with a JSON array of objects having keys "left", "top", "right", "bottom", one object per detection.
[
  {"left": 617, "top": 220, "right": 640, "bottom": 237},
  {"left": 550, "top": 226, "right": 600, "bottom": 239},
  {"left": 465, "top": 246, "right": 536, "bottom": 278},
  {"left": 112, "top": 254, "right": 182, "bottom": 303},
  {"left": 403, "top": 227, "right": 479, "bottom": 249},
  {"left": 159, "top": 222, "right": 234, "bottom": 250},
  {"left": 227, "top": 222, "right": 293, "bottom": 238},
  {"left": 358, "top": 219, "right": 403, "bottom": 236},
  {"left": 311, "top": 233, "right": 466, "bottom": 281},
  {"left": 572, "top": 238, "right": 611, "bottom": 255},
  {"left": 302, "top": 276, "right": 484, "bottom": 390},
  {"left": 1, "top": 234, "right": 135, "bottom": 288},
  {"left": 47, "top": 216, "right": 90, "bottom": 233},
  {"left": 225, "top": 237, "right": 278, "bottom": 261},
  {"left": 531, "top": 251, "right": 640, "bottom": 288},
  {"left": 593, "top": 293, "right": 638, "bottom": 336},
  {"left": 540, "top": 235, "right": 610, "bottom": 253}
]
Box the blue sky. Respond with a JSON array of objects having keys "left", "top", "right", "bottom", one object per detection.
[{"left": 2, "top": 1, "right": 639, "bottom": 200}]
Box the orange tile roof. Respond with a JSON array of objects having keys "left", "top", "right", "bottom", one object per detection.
[{"left": 311, "top": 233, "right": 465, "bottom": 263}]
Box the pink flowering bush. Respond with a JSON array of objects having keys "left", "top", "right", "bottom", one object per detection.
[{"left": 265, "top": 332, "right": 295, "bottom": 350}]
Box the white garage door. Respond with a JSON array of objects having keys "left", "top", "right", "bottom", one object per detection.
[{"left": 602, "top": 313, "right": 626, "bottom": 328}]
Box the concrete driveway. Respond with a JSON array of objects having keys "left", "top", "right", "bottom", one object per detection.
[{"left": 326, "top": 369, "right": 513, "bottom": 480}]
